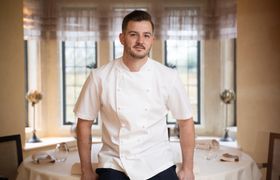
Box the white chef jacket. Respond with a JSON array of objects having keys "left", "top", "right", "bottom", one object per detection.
[{"left": 74, "top": 57, "right": 192, "bottom": 180}]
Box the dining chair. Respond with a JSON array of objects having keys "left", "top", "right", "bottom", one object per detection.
[
  {"left": 0, "top": 176, "right": 8, "bottom": 180},
  {"left": 0, "top": 134, "right": 23, "bottom": 180},
  {"left": 266, "top": 132, "right": 280, "bottom": 180}
]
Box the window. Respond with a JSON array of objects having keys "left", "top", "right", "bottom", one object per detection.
[
  {"left": 62, "top": 41, "right": 97, "bottom": 125},
  {"left": 113, "top": 40, "right": 123, "bottom": 59},
  {"left": 25, "top": 39, "right": 42, "bottom": 128},
  {"left": 165, "top": 40, "right": 200, "bottom": 124}
]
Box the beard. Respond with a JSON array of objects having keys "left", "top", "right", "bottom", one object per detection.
[{"left": 124, "top": 44, "right": 151, "bottom": 59}]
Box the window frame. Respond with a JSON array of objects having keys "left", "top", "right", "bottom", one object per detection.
[
  {"left": 24, "top": 40, "right": 29, "bottom": 127},
  {"left": 233, "top": 38, "right": 237, "bottom": 126}
]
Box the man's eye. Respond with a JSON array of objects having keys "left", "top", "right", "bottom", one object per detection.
[
  {"left": 129, "top": 33, "right": 137, "bottom": 36},
  {"left": 145, "top": 35, "right": 151, "bottom": 38}
]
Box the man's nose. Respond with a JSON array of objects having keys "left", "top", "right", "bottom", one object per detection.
[{"left": 136, "top": 35, "right": 144, "bottom": 44}]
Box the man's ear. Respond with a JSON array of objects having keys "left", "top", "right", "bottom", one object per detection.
[{"left": 119, "top": 33, "right": 124, "bottom": 45}]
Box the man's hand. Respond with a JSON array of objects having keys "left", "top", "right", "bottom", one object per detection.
[
  {"left": 177, "top": 167, "right": 194, "bottom": 180},
  {"left": 81, "top": 171, "right": 98, "bottom": 180}
]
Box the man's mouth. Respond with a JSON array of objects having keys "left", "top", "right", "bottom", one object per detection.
[{"left": 134, "top": 45, "right": 145, "bottom": 50}]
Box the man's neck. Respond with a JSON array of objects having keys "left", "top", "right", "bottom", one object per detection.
[{"left": 122, "top": 56, "right": 148, "bottom": 72}]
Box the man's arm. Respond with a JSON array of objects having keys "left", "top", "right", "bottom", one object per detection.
[
  {"left": 76, "top": 118, "right": 97, "bottom": 180},
  {"left": 177, "top": 118, "right": 195, "bottom": 180}
]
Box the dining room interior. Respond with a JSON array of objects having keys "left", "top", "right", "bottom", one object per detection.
[{"left": 0, "top": 0, "right": 279, "bottom": 179}]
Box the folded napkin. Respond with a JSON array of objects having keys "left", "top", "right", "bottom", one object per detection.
[
  {"left": 71, "top": 162, "right": 99, "bottom": 175},
  {"left": 32, "top": 151, "right": 56, "bottom": 164},
  {"left": 195, "top": 139, "right": 220, "bottom": 150},
  {"left": 220, "top": 153, "right": 239, "bottom": 162},
  {"left": 65, "top": 141, "right": 78, "bottom": 152}
]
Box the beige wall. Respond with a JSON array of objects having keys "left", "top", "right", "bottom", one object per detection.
[
  {"left": 0, "top": 0, "right": 26, "bottom": 143},
  {"left": 237, "top": 0, "right": 280, "bottom": 173}
]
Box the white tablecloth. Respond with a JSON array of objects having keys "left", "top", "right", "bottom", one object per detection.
[
  {"left": 170, "top": 142, "right": 262, "bottom": 180},
  {"left": 17, "top": 142, "right": 262, "bottom": 180}
]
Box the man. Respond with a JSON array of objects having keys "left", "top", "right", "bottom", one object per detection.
[{"left": 74, "top": 10, "right": 195, "bottom": 180}]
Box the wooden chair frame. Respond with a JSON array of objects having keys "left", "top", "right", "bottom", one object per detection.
[
  {"left": 266, "top": 132, "right": 280, "bottom": 180},
  {"left": 0, "top": 134, "right": 23, "bottom": 166},
  {"left": 0, "top": 134, "right": 23, "bottom": 179}
]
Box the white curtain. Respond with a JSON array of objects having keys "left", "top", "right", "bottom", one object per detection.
[
  {"left": 57, "top": 7, "right": 100, "bottom": 41},
  {"left": 23, "top": 0, "right": 236, "bottom": 41},
  {"left": 157, "top": 0, "right": 236, "bottom": 40},
  {"left": 23, "top": 0, "right": 42, "bottom": 39}
]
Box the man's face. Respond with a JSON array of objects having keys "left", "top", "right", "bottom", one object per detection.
[{"left": 120, "top": 20, "right": 154, "bottom": 59}]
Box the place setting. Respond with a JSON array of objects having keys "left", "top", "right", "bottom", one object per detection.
[
  {"left": 31, "top": 141, "right": 77, "bottom": 165},
  {"left": 195, "top": 138, "right": 241, "bottom": 162}
]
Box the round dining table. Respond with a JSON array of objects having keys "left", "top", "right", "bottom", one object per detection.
[{"left": 17, "top": 141, "right": 262, "bottom": 180}]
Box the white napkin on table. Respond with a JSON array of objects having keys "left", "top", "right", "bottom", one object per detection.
[
  {"left": 32, "top": 151, "right": 56, "bottom": 164},
  {"left": 195, "top": 139, "right": 220, "bottom": 150},
  {"left": 220, "top": 153, "right": 239, "bottom": 162},
  {"left": 65, "top": 141, "right": 78, "bottom": 152}
]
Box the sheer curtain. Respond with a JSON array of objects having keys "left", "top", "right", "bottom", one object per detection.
[
  {"left": 157, "top": 0, "right": 236, "bottom": 40},
  {"left": 23, "top": 0, "right": 236, "bottom": 41},
  {"left": 23, "top": 0, "right": 42, "bottom": 39},
  {"left": 57, "top": 7, "right": 100, "bottom": 41},
  {"left": 23, "top": 0, "right": 100, "bottom": 40}
]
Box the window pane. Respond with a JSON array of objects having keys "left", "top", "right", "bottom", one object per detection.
[
  {"left": 165, "top": 40, "right": 200, "bottom": 124},
  {"left": 65, "top": 48, "right": 75, "bottom": 66},
  {"left": 113, "top": 40, "right": 123, "bottom": 59},
  {"left": 62, "top": 41, "right": 97, "bottom": 125},
  {"left": 75, "top": 50, "right": 86, "bottom": 66}
]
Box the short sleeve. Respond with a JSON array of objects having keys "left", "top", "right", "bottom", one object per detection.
[
  {"left": 73, "top": 71, "right": 101, "bottom": 121},
  {"left": 166, "top": 71, "right": 193, "bottom": 120}
]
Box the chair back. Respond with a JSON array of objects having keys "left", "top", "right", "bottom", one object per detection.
[
  {"left": 0, "top": 134, "right": 23, "bottom": 180},
  {"left": 267, "top": 132, "right": 280, "bottom": 180}
]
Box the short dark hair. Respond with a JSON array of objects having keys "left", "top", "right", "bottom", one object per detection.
[{"left": 122, "top": 10, "right": 154, "bottom": 32}]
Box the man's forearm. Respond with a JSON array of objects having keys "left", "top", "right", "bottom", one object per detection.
[
  {"left": 77, "top": 118, "right": 94, "bottom": 174},
  {"left": 178, "top": 118, "right": 195, "bottom": 171}
]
